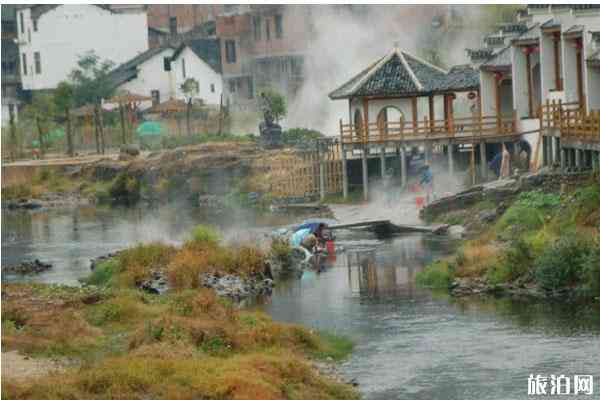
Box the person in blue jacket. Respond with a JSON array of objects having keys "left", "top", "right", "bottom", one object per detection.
[{"left": 420, "top": 164, "right": 434, "bottom": 204}]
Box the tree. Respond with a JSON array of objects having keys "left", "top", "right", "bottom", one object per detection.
[
  {"left": 70, "top": 51, "right": 115, "bottom": 154},
  {"left": 180, "top": 78, "right": 199, "bottom": 136},
  {"left": 22, "top": 93, "right": 56, "bottom": 159},
  {"left": 54, "top": 81, "right": 75, "bottom": 157},
  {"left": 259, "top": 88, "right": 287, "bottom": 122}
]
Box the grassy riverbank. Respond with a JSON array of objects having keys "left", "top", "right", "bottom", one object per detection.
[
  {"left": 2, "top": 227, "right": 358, "bottom": 399},
  {"left": 417, "top": 181, "right": 600, "bottom": 298}
]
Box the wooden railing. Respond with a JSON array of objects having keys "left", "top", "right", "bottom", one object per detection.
[
  {"left": 339, "top": 114, "right": 517, "bottom": 144},
  {"left": 540, "top": 100, "right": 600, "bottom": 142}
]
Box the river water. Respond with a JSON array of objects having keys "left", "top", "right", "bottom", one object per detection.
[{"left": 2, "top": 205, "right": 599, "bottom": 399}]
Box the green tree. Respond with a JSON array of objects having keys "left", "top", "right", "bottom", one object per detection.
[
  {"left": 22, "top": 93, "right": 56, "bottom": 159},
  {"left": 180, "top": 78, "right": 199, "bottom": 136},
  {"left": 69, "top": 51, "right": 115, "bottom": 154},
  {"left": 259, "top": 88, "right": 287, "bottom": 122},
  {"left": 54, "top": 81, "right": 75, "bottom": 157}
]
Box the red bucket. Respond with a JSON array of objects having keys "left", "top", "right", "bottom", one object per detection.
[
  {"left": 326, "top": 240, "right": 336, "bottom": 255},
  {"left": 415, "top": 196, "right": 425, "bottom": 208}
]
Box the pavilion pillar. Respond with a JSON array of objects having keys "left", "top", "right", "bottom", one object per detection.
[
  {"left": 560, "top": 147, "right": 566, "bottom": 171},
  {"left": 479, "top": 142, "right": 487, "bottom": 180},
  {"left": 342, "top": 147, "right": 348, "bottom": 199},
  {"left": 319, "top": 159, "right": 326, "bottom": 201},
  {"left": 428, "top": 95, "right": 435, "bottom": 134},
  {"left": 513, "top": 141, "right": 521, "bottom": 172},
  {"left": 400, "top": 146, "right": 407, "bottom": 188},
  {"left": 411, "top": 96, "right": 418, "bottom": 132},
  {"left": 362, "top": 147, "right": 369, "bottom": 201},
  {"left": 526, "top": 47, "right": 534, "bottom": 118},
  {"left": 448, "top": 143, "right": 455, "bottom": 177},
  {"left": 380, "top": 146, "right": 386, "bottom": 178},
  {"left": 575, "top": 149, "right": 582, "bottom": 168}
]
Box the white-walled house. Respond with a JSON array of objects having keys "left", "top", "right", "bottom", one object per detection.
[
  {"left": 170, "top": 39, "right": 223, "bottom": 106},
  {"left": 106, "top": 46, "right": 176, "bottom": 110},
  {"left": 16, "top": 4, "right": 148, "bottom": 91},
  {"left": 468, "top": 5, "right": 600, "bottom": 170},
  {"left": 106, "top": 39, "right": 223, "bottom": 109}
]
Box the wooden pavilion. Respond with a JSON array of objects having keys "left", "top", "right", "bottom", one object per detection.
[{"left": 329, "top": 46, "right": 521, "bottom": 199}]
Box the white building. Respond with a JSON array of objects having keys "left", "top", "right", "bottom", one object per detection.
[
  {"left": 471, "top": 5, "right": 600, "bottom": 169},
  {"left": 106, "top": 39, "right": 223, "bottom": 109},
  {"left": 16, "top": 4, "right": 148, "bottom": 91},
  {"left": 170, "top": 39, "right": 223, "bottom": 106}
]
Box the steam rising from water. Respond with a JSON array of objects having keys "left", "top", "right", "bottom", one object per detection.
[{"left": 285, "top": 5, "right": 507, "bottom": 135}]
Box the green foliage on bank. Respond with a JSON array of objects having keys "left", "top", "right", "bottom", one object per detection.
[
  {"left": 424, "top": 182, "right": 600, "bottom": 298},
  {"left": 416, "top": 260, "right": 455, "bottom": 289}
]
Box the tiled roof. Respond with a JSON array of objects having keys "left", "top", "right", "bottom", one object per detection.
[
  {"left": 105, "top": 46, "right": 174, "bottom": 91},
  {"left": 330, "top": 48, "right": 476, "bottom": 99},
  {"left": 480, "top": 46, "right": 512, "bottom": 70},
  {"left": 172, "top": 39, "right": 221, "bottom": 73},
  {"left": 16, "top": 5, "right": 133, "bottom": 19},
  {"left": 564, "top": 25, "right": 584, "bottom": 35},
  {"left": 511, "top": 22, "right": 541, "bottom": 43},
  {"left": 541, "top": 19, "right": 560, "bottom": 29}
]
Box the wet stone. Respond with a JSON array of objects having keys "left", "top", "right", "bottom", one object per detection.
[{"left": 4, "top": 259, "right": 52, "bottom": 275}]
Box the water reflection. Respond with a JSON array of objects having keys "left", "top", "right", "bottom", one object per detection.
[
  {"left": 261, "top": 233, "right": 600, "bottom": 400},
  {"left": 1, "top": 204, "right": 321, "bottom": 285}
]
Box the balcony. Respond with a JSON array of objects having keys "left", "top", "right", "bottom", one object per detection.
[
  {"left": 541, "top": 100, "right": 600, "bottom": 142},
  {"left": 339, "top": 114, "right": 517, "bottom": 145}
]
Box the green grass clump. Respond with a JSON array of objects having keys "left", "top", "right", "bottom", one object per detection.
[
  {"left": 82, "top": 259, "right": 120, "bottom": 286},
  {"left": 189, "top": 224, "right": 221, "bottom": 246},
  {"left": 416, "top": 260, "right": 455, "bottom": 289}
]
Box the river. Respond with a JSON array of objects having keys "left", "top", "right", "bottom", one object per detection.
[{"left": 2, "top": 204, "right": 599, "bottom": 399}]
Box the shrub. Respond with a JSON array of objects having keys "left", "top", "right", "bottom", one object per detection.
[
  {"left": 534, "top": 236, "right": 591, "bottom": 291},
  {"left": 189, "top": 225, "right": 220, "bottom": 247},
  {"left": 82, "top": 259, "right": 120, "bottom": 286},
  {"left": 517, "top": 190, "right": 560, "bottom": 209},
  {"left": 269, "top": 237, "right": 293, "bottom": 270},
  {"left": 581, "top": 242, "right": 600, "bottom": 296},
  {"left": 496, "top": 203, "right": 544, "bottom": 234},
  {"left": 416, "top": 260, "right": 455, "bottom": 289},
  {"left": 109, "top": 172, "right": 140, "bottom": 205},
  {"left": 454, "top": 241, "right": 500, "bottom": 278}
]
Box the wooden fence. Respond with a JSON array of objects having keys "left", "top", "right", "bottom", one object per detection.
[
  {"left": 540, "top": 100, "right": 600, "bottom": 142},
  {"left": 254, "top": 142, "right": 342, "bottom": 199},
  {"left": 339, "top": 114, "right": 517, "bottom": 144}
]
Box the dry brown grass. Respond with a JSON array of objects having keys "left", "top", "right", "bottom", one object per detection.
[
  {"left": 167, "top": 243, "right": 266, "bottom": 290},
  {"left": 454, "top": 241, "right": 502, "bottom": 278},
  {"left": 3, "top": 351, "right": 358, "bottom": 400}
]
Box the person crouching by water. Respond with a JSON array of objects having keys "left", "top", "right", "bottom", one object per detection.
[{"left": 420, "top": 164, "right": 434, "bottom": 204}]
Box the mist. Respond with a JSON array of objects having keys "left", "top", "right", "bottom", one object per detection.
[{"left": 285, "top": 5, "right": 510, "bottom": 135}]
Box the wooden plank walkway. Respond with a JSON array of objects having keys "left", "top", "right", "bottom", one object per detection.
[{"left": 329, "top": 219, "right": 448, "bottom": 235}]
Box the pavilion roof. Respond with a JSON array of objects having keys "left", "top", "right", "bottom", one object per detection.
[{"left": 329, "top": 47, "right": 478, "bottom": 100}]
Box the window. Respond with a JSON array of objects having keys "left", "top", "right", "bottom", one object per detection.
[
  {"left": 2, "top": 61, "right": 16, "bottom": 74},
  {"left": 275, "top": 15, "right": 283, "bottom": 38},
  {"left": 33, "top": 18, "right": 38, "bottom": 32},
  {"left": 228, "top": 79, "right": 236, "bottom": 93},
  {"left": 252, "top": 16, "right": 262, "bottom": 41},
  {"left": 210, "top": 83, "right": 215, "bottom": 93},
  {"left": 21, "top": 53, "right": 27, "bottom": 75},
  {"left": 34, "top": 51, "right": 41, "bottom": 74},
  {"left": 169, "top": 17, "right": 177, "bottom": 35},
  {"left": 163, "top": 57, "right": 171, "bottom": 71},
  {"left": 265, "top": 18, "right": 270, "bottom": 41},
  {"left": 20, "top": 12, "right": 24, "bottom": 34},
  {"left": 151, "top": 90, "right": 160, "bottom": 106},
  {"left": 225, "top": 40, "right": 236, "bottom": 63},
  {"left": 247, "top": 77, "right": 254, "bottom": 99},
  {"left": 181, "top": 58, "right": 186, "bottom": 78},
  {"left": 27, "top": 28, "right": 31, "bottom": 43}
]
